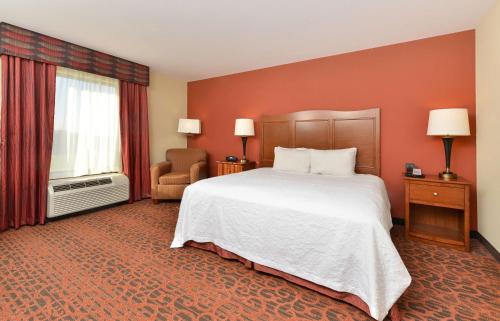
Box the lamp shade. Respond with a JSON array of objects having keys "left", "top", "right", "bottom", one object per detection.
[
  {"left": 234, "top": 118, "right": 255, "bottom": 136},
  {"left": 178, "top": 119, "right": 201, "bottom": 134},
  {"left": 427, "top": 108, "right": 470, "bottom": 136}
]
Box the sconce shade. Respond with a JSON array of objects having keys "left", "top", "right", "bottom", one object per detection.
[
  {"left": 234, "top": 118, "right": 255, "bottom": 136},
  {"left": 427, "top": 108, "right": 470, "bottom": 137},
  {"left": 178, "top": 119, "right": 201, "bottom": 134}
]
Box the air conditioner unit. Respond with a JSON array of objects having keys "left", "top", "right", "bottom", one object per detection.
[{"left": 47, "top": 173, "right": 129, "bottom": 218}]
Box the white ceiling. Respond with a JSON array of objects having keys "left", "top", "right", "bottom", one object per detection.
[{"left": 1, "top": 0, "right": 496, "bottom": 81}]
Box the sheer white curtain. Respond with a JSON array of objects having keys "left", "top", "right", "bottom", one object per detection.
[{"left": 50, "top": 67, "right": 122, "bottom": 179}]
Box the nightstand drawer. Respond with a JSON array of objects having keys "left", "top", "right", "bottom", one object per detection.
[
  {"left": 409, "top": 183, "right": 464, "bottom": 209},
  {"left": 217, "top": 161, "right": 256, "bottom": 176}
]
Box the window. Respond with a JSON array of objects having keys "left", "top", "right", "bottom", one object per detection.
[{"left": 50, "top": 67, "right": 121, "bottom": 179}]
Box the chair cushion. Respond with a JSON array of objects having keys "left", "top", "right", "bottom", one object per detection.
[{"left": 159, "top": 172, "right": 190, "bottom": 185}]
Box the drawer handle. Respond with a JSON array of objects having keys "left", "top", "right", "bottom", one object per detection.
[{"left": 433, "top": 192, "right": 438, "bottom": 196}]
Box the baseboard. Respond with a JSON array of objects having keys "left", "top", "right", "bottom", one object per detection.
[
  {"left": 392, "top": 217, "right": 405, "bottom": 226},
  {"left": 392, "top": 217, "right": 499, "bottom": 262},
  {"left": 46, "top": 201, "right": 128, "bottom": 222},
  {"left": 471, "top": 231, "right": 500, "bottom": 262}
]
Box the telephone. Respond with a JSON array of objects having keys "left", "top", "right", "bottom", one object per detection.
[{"left": 405, "top": 163, "right": 425, "bottom": 178}]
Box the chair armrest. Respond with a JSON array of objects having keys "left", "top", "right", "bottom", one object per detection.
[
  {"left": 190, "top": 161, "right": 207, "bottom": 183},
  {"left": 151, "top": 161, "right": 172, "bottom": 188}
]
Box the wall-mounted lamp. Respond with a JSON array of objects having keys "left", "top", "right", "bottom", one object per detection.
[{"left": 178, "top": 118, "right": 201, "bottom": 136}]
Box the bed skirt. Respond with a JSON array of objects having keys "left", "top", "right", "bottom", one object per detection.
[{"left": 185, "top": 241, "right": 401, "bottom": 321}]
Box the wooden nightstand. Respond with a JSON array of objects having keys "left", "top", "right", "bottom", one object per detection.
[
  {"left": 216, "top": 161, "right": 256, "bottom": 176},
  {"left": 404, "top": 175, "right": 470, "bottom": 251}
]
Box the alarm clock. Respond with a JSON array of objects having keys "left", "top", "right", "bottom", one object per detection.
[{"left": 226, "top": 155, "right": 238, "bottom": 162}]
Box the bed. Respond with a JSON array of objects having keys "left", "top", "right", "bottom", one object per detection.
[{"left": 171, "top": 109, "right": 411, "bottom": 321}]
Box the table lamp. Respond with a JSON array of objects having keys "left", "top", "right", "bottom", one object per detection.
[
  {"left": 234, "top": 118, "right": 255, "bottom": 163},
  {"left": 427, "top": 108, "right": 470, "bottom": 180}
]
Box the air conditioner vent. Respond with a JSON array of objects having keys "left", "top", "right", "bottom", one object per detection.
[
  {"left": 85, "top": 180, "right": 100, "bottom": 187},
  {"left": 70, "top": 182, "right": 86, "bottom": 189},
  {"left": 52, "top": 177, "right": 114, "bottom": 193},
  {"left": 98, "top": 178, "right": 112, "bottom": 185},
  {"left": 53, "top": 185, "right": 71, "bottom": 192}
]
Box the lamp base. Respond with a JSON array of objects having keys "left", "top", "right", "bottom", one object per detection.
[
  {"left": 439, "top": 171, "right": 457, "bottom": 180},
  {"left": 240, "top": 159, "right": 248, "bottom": 164}
]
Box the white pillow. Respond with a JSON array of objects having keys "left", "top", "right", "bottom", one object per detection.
[
  {"left": 273, "top": 147, "right": 310, "bottom": 173},
  {"left": 310, "top": 148, "right": 357, "bottom": 176}
]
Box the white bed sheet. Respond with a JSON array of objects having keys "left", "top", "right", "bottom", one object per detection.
[{"left": 171, "top": 168, "right": 411, "bottom": 320}]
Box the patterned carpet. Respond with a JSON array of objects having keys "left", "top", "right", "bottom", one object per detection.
[{"left": 0, "top": 200, "right": 498, "bottom": 321}]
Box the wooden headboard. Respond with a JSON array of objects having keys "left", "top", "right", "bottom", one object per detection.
[{"left": 259, "top": 108, "right": 380, "bottom": 176}]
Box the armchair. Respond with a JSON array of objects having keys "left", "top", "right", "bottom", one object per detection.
[{"left": 151, "top": 148, "right": 207, "bottom": 202}]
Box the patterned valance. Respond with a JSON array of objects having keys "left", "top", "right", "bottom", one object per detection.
[{"left": 0, "top": 22, "right": 149, "bottom": 86}]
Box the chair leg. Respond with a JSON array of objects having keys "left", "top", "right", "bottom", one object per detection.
[{"left": 152, "top": 199, "right": 160, "bottom": 205}]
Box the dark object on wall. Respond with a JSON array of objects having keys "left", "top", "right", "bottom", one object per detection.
[
  {"left": 0, "top": 22, "right": 149, "bottom": 86},
  {"left": 226, "top": 155, "right": 238, "bottom": 162}
]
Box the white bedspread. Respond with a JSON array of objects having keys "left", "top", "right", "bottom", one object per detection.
[{"left": 171, "top": 168, "right": 411, "bottom": 320}]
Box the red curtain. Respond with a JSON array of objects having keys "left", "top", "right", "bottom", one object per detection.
[
  {"left": 0, "top": 55, "right": 56, "bottom": 231},
  {"left": 119, "top": 80, "right": 151, "bottom": 202}
]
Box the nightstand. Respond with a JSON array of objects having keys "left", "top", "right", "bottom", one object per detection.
[
  {"left": 404, "top": 175, "right": 470, "bottom": 251},
  {"left": 216, "top": 161, "right": 256, "bottom": 176}
]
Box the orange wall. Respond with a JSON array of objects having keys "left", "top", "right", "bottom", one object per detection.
[{"left": 187, "top": 31, "right": 477, "bottom": 228}]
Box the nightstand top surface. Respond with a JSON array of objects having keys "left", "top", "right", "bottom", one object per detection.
[
  {"left": 216, "top": 160, "right": 256, "bottom": 165},
  {"left": 403, "top": 174, "right": 470, "bottom": 185}
]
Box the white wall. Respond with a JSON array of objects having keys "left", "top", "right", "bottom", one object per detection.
[
  {"left": 148, "top": 70, "right": 187, "bottom": 164},
  {"left": 476, "top": 1, "right": 500, "bottom": 251}
]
